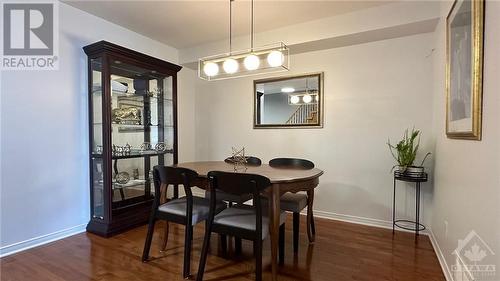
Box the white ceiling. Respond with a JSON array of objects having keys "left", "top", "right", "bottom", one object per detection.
[{"left": 64, "top": 0, "right": 395, "bottom": 49}]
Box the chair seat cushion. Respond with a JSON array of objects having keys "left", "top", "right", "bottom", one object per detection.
[
  {"left": 158, "top": 196, "right": 226, "bottom": 225},
  {"left": 205, "top": 190, "right": 252, "bottom": 204},
  {"left": 261, "top": 192, "right": 308, "bottom": 213},
  {"left": 213, "top": 205, "right": 286, "bottom": 239}
]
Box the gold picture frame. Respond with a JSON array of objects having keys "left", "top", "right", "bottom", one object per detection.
[{"left": 446, "top": 0, "right": 484, "bottom": 140}]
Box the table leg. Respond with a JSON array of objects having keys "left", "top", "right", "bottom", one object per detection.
[
  {"left": 269, "top": 185, "right": 280, "bottom": 281},
  {"left": 306, "top": 189, "right": 315, "bottom": 243},
  {"left": 161, "top": 221, "right": 169, "bottom": 251}
]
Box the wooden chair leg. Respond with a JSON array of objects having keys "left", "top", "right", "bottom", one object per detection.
[
  {"left": 159, "top": 185, "right": 169, "bottom": 252},
  {"left": 293, "top": 212, "right": 299, "bottom": 253},
  {"left": 204, "top": 221, "right": 211, "bottom": 255},
  {"left": 254, "top": 239, "right": 262, "bottom": 281},
  {"left": 183, "top": 225, "right": 193, "bottom": 279},
  {"left": 173, "top": 185, "right": 179, "bottom": 199},
  {"left": 279, "top": 224, "right": 285, "bottom": 265},
  {"left": 235, "top": 238, "right": 242, "bottom": 255},
  {"left": 196, "top": 222, "right": 213, "bottom": 281},
  {"left": 220, "top": 234, "right": 227, "bottom": 255},
  {"left": 161, "top": 221, "right": 169, "bottom": 251},
  {"left": 119, "top": 188, "right": 125, "bottom": 200},
  {"left": 142, "top": 215, "right": 156, "bottom": 262}
]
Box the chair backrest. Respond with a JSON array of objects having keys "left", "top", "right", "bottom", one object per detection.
[
  {"left": 152, "top": 165, "right": 198, "bottom": 211},
  {"left": 269, "top": 158, "right": 315, "bottom": 170},
  {"left": 207, "top": 171, "right": 270, "bottom": 196},
  {"left": 153, "top": 166, "right": 198, "bottom": 186},
  {"left": 206, "top": 171, "right": 271, "bottom": 239},
  {"left": 224, "top": 156, "right": 262, "bottom": 166}
]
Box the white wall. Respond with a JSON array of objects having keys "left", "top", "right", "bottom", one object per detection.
[
  {"left": 0, "top": 3, "right": 188, "bottom": 253},
  {"left": 430, "top": 1, "right": 500, "bottom": 279},
  {"left": 194, "top": 32, "right": 436, "bottom": 226},
  {"left": 178, "top": 67, "right": 197, "bottom": 163}
]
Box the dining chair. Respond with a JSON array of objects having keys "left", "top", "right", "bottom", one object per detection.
[
  {"left": 266, "top": 158, "right": 316, "bottom": 253},
  {"left": 205, "top": 156, "right": 263, "bottom": 206},
  {"left": 205, "top": 157, "right": 263, "bottom": 253},
  {"left": 142, "top": 165, "right": 226, "bottom": 279},
  {"left": 196, "top": 171, "right": 286, "bottom": 281}
]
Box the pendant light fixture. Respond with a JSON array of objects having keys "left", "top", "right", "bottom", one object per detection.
[
  {"left": 288, "top": 77, "right": 318, "bottom": 105},
  {"left": 198, "top": 0, "right": 290, "bottom": 81},
  {"left": 302, "top": 78, "right": 312, "bottom": 103}
]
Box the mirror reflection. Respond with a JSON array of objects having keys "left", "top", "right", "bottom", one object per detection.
[{"left": 254, "top": 73, "right": 323, "bottom": 128}]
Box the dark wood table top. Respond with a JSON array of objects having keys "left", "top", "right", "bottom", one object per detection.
[{"left": 176, "top": 161, "right": 324, "bottom": 184}]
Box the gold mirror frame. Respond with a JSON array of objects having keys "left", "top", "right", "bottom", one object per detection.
[
  {"left": 253, "top": 72, "right": 324, "bottom": 129},
  {"left": 445, "top": 0, "right": 484, "bottom": 140}
]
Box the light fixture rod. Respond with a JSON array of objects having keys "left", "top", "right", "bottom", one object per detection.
[
  {"left": 251, "top": 0, "right": 254, "bottom": 51},
  {"left": 229, "top": 0, "right": 234, "bottom": 54}
]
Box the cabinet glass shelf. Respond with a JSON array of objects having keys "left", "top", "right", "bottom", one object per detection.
[
  {"left": 92, "top": 150, "right": 174, "bottom": 159},
  {"left": 113, "top": 179, "right": 148, "bottom": 189},
  {"left": 112, "top": 151, "right": 173, "bottom": 159},
  {"left": 92, "top": 90, "right": 174, "bottom": 101},
  {"left": 93, "top": 123, "right": 174, "bottom": 127}
]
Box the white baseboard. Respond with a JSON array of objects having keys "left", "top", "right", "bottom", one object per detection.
[
  {"left": 311, "top": 209, "right": 393, "bottom": 230},
  {"left": 192, "top": 190, "right": 206, "bottom": 197},
  {"left": 427, "top": 229, "right": 454, "bottom": 281},
  {"left": 307, "top": 209, "right": 429, "bottom": 235},
  {"left": 0, "top": 224, "right": 87, "bottom": 258}
]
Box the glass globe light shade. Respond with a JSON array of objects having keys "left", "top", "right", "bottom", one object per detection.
[
  {"left": 315, "top": 95, "right": 319, "bottom": 102},
  {"left": 303, "top": 94, "right": 312, "bottom": 103},
  {"left": 290, "top": 96, "right": 300, "bottom": 104},
  {"left": 267, "top": 50, "right": 284, "bottom": 67},
  {"left": 244, "top": 54, "right": 260, "bottom": 70},
  {"left": 223, "top": 58, "right": 239, "bottom": 74},
  {"left": 203, "top": 62, "right": 219, "bottom": 76}
]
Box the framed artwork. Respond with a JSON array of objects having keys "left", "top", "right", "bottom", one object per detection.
[
  {"left": 116, "top": 96, "right": 144, "bottom": 132},
  {"left": 446, "top": 0, "right": 484, "bottom": 140}
]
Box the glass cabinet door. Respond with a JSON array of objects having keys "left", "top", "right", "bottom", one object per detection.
[
  {"left": 90, "top": 57, "right": 104, "bottom": 219},
  {"left": 108, "top": 59, "right": 174, "bottom": 210}
]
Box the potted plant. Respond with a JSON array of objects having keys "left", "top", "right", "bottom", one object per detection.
[{"left": 388, "top": 128, "right": 431, "bottom": 175}]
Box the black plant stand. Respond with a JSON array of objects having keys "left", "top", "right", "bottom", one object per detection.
[{"left": 392, "top": 170, "right": 428, "bottom": 235}]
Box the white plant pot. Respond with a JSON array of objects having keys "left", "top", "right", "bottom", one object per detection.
[
  {"left": 396, "top": 165, "right": 424, "bottom": 175},
  {"left": 396, "top": 166, "right": 407, "bottom": 173},
  {"left": 406, "top": 166, "right": 424, "bottom": 174}
]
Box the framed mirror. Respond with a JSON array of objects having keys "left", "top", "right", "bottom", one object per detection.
[{"left": 254, "top": 72, "right": 323, "bottom": 128}]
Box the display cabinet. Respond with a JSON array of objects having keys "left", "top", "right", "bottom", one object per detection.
[{"left": 84, "top": 41, "right": 182, "bottom": 237}]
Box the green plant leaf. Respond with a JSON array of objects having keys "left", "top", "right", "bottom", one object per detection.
[{"left": 387, "top": 127, "right": 431, "bottom": 171}]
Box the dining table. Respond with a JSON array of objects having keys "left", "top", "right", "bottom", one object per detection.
[{"left": 176, "top": 161, "right": 324, "bottom": 281}]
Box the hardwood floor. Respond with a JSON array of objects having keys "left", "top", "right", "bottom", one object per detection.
[{"left": 1, "top": 215, "right": 445, "bottom": 281}]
